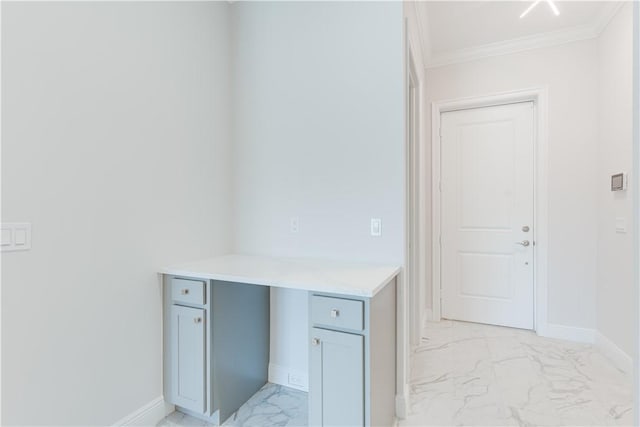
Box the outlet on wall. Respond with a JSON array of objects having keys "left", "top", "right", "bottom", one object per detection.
[
  {"left": 615, "top": 217, "right": 627, "bottom": 233},
  {"left": 290, "top": 217, "right": 299, "bottom": 233},
  {"left": 288, "top": 373, "right": 306, "bottom": 388},
  {"left": 371, "top": 218, "right": 382, "bottom": 237}
]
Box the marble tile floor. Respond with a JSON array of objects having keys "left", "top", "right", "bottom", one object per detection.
[
  {"left": 401, "top": 320, "right": 633, "bottom": 427},
  {"left": 159, "top": 320, "right": 633, "bottom": 427},
  {"left": 157, "top": 383, "right": 307, "bottom": 427},
  {"left": 222, "top": 383, "right": 307, "bottom": 427}
]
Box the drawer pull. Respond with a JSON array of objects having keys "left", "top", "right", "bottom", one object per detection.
[
  {"left": 311, "top": 295, "right": 363, "bottom": 331},
  {"left": 181, "top": 289, "right": 190, "bottom": 295},
  {"left": 312, "top": 338, "right": 320, "bottom": 346},
  {"left": 194, "top": 317, "right": 202, "bottom": 324}
]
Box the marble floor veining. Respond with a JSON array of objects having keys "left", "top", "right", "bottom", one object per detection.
[
  {"left": 222, "top": 383, "right": 307, "bottom": 427},
  {"left": 159, "top": 320, "right": 633, "bottom": 427},
  {"left": 157, "top": 383, "right": 307, "bottom": 427},
  {"left": 401, "top": 320, "right": 633, "bottom": 427}
]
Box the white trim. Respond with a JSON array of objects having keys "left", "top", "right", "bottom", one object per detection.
[
  {"left": 406, "top": 36, "right": 422, "bottom": 349},
  {"left": 595, "top": 331, "right": 633, "bottom": 375},
  {"left": 431, "top": 105, "right": 442, "bottom": 322},
  {"left": 537, "top": 325, "right": 633, "bottom": 375},
  {"left": 540, "top": 323, "right": 596, "bottom": 344},
  {"left": 632, "top": 2, "right": 639, "bottom": 425},
  {"left": 431, "top": 87, "right": 549, "bottom": 335},
  {"left": 112, "top": 396, "right": 173, "bottom": 427},
  {"left": 268, "top": 363, "right": 308, "bottom": 392},
  {"left": 426, "top": 2, "right": 624, "bottom": 69},
  {"left": 395, "top": 387, "right": 409, "bottom": 420}
]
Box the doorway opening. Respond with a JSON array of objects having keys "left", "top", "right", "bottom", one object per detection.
[
  {"left": 431, "top": 88, "right": 549, "bottom": 334},
  {"left": 440, "top": 101, "right": 534, "bottom": 329}
]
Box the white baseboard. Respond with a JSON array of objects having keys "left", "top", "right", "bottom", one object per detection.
[
  {"left": 268, "top": 363, "right": 308, "bottom": 392},
  {"left": 395, "top": 388, "right": 409, "bottom": 420},
  {"left": 595, "top": 331, "right": 633, "bottom": 374},
  {"left": 112, "top": 396, "right": 173, "bottom": 427},
  {"left": 534, "top": 323, "right": 632, "bottom": 375},
  {"left": 538, "top": 322, "right": 596, "bottom": 344}
]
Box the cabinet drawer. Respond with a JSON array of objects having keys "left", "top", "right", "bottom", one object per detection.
[
  {"left": 171, "top": 278, "right": 205, "bottom": 305},
  {"left": 311, "top": 295, "right": 364, "bottom": 331}
]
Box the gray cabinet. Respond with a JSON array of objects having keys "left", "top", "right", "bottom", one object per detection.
[
  {"left": 170, "top": 305, "right": 206, "bottom": 412},
  {"left": 162, "top": 271, "right": 396, "bottom": 426},
  {"left": 163, "top": 276, "right": 270, "bottom": 424},
  {"left": 310, "top": 327, "right": 364, "bottom": 427},
  {"left": 309, "top": 281, "right": 397, "bottom": 427}
]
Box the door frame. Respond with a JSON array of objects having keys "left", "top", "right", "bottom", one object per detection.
[
  {"left": 431, "top": 87, "right": 549, "bottom": 334},
  {"left": 406, "top": 43, "right": 422, "bottom": 348},
  {"left": 632, "top": 2, "right": 639, "bottom": 423}
]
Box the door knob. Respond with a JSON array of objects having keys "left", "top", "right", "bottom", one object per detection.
[
  {"left": 522, "top": 225, "right": 530, "bottom": 232},
  {"left": 330, "top": 309, "right": 340, "bottom": 318},
  {"left": 194, "top": 317, "right": 202, "bottom": 323},
  {"left": 516, "top": 240, "right": 530, "bottom": 247},
  {"left": 181, "top": 289, "right": 189, "bottom": 295},
  {"left": 312, "top": 338, "right": 320, "bottom": 346}
]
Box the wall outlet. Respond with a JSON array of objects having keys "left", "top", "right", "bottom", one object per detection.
[
  {"left": 371, "top": 218, "right": 382, "bottom": 237},
  {"left": 290, "top": 217, "right": 299, "bottom": 233},
  {"left": 288, "top": 373, "right": 306, "bottom": 388}
]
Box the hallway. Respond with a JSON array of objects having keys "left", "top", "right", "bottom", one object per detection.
[{"left": 402, "top": 320, "right": 633, "bottom": 426}]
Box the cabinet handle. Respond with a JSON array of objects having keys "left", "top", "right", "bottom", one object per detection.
[
  {"left": 194, "top": 317, "right": 202, "bottom": 324},
  {"left": 330, "top": 309, "right": 340, "bottom": 318},
  {"left": 181, "top": 289, "right": 190, "bottom": 295},
  {"left": 312, "top": 338, "right": 320, "bottom": 346}
]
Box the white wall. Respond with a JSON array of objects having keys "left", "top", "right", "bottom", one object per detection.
[
  {"left": 1, "top": 2, "right": 232, "bottom": 424},
  {"left": 426, "top": 39, "right": 600, "bottom": 330},
  {"left": 596, "top": 3, "right": 634, "bottom": 358},
  {"left": 231, "top": 0, "right": 404, "bottom": 386}
]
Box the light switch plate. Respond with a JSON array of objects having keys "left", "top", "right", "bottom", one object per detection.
[
  {"left": 371, "top": 218, "right": 382, "bottom": 237},
  {"left": 1, "top": 229, "right": 12, "bottom": 246},
  {"left": 1, "top": 223, "right": 31, "bottom": 251}
]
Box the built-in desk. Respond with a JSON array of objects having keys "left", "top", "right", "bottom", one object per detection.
[{"left": 160, "top": 254, "right": 400, "bottom": 426}]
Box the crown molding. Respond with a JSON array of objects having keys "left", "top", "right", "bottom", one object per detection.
[
  {"left": 593, "top": 1, "right": 625, "bottom": 34},
  {"left": 425, "top": 1, "right": 625, "bottom": 69}
]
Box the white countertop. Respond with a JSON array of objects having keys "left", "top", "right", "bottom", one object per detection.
[{"left": 160, "top": 254, "right": 401, "bottom": 298}]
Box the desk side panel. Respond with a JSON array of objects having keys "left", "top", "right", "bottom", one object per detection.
[
  {"left": 163, "top": 275, "right": 174, "bottom": 405},
  {"left": 211, "top": 280, "right": 270, "bottom": 423},
  {"left": 369, "top": 278, "right": 397, "bottom": 426}
]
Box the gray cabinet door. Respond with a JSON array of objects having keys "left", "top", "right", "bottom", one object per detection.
[
  {"left": 171, "top": 305, "right": 206, "bottom": 413},
  {"left": 310, "top": 327, "right": 364, "bottom": 427}
]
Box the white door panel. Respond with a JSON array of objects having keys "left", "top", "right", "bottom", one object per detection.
[{"left": 441, "top": 102, "right": 534, "bottom": 330}]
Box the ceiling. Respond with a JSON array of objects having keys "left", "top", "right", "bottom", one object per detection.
[{"left": 418, "top": 1, "right": 624, "bottom": 67}]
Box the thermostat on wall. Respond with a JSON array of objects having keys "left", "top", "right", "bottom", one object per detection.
[{"left": 611, "top": 173, "right": 627, "bottom": 191}]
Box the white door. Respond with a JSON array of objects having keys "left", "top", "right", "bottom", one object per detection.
[{"left": 441, "top": 102, "right": 534, "bottom": 330}]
